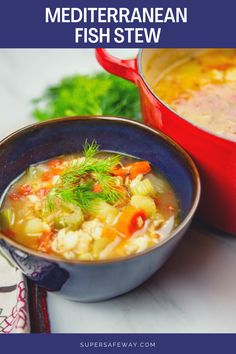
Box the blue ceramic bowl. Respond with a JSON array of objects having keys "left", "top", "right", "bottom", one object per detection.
[{"left": 0, "top": 117, "right": 200, "bottom": 302}]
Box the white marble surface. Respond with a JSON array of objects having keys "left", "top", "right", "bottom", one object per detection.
[{"left": 0, "top": 49, "right": 236, "bottom": 333}]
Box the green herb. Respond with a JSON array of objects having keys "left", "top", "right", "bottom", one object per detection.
[
  {"left": 83, "top": 139, "right": 99, "bottom": 158},
  {"left": 32, "top": 73, "right": 141, "bottom": 121},
  {"left": 47, "top": 141, "right": 123, "bottom": 213}
]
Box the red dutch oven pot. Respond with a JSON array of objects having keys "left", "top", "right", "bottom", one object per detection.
[{"left": 96, "top": 48, "right": 236, "bottom": 235}]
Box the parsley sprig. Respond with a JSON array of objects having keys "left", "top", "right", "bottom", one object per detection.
[{"left": 32, "top": 73, "right": 141, "bottom": 121}]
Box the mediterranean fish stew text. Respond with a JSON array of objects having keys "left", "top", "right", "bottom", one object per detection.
[{"left": 0, "top": 141, "right": 180, "bottom": 261}]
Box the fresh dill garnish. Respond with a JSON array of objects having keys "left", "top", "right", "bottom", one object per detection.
[
  {"left": 46, "top": 141, "right": 123, "bottom": 213},
  {"left": 83, "top": 139, "right": 99, "bottom": 158}
]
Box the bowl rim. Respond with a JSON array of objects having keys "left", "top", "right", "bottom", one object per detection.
[
  {"left": 0, "top": 116, "right": 201, "bottom": 265},
  {"left": 138, "top": 48, "right": 236, "bottom": 145}
]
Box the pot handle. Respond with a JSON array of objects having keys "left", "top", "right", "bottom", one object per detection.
[{"left": 95, "top": 49, "right": 139, "bottom": 84}]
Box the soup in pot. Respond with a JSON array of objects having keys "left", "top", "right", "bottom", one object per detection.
[
  {"left": 154, "top": 50, "right": 236, "bottom": 141},
  {"left": 0, "top": 141, "right": 180, "bottom": 261}
]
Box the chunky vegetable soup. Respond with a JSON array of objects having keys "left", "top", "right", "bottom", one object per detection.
[
  {"left": 154, "top": 50, "right": 236, "bottom": 141},
  {"left": 0, "top": 141, "right": 179, "bottom": 261}
]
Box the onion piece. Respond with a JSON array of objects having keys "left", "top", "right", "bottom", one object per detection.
[
  {"left": 99, "top": 237, "right": 121, "bottom": 260},
  {"left": 156, "top": 215, "right": 175, "bottom": 239}
]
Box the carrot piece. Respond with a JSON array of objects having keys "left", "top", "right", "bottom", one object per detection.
[
  {"left": 37, "top": 231, "right": 54, "bottom": 253},
  {"left": 18, "top": 184, "right": 33, "bottom": 196},
  {"left": 112, "top": 166, "right": 130, "bottom": 177},
  {"left": 115, "top": 205, "right": 147, "bottom": 237},
  {"left": 52, "top": 167, "right": 63, "bottom": 175},
  {"left": 129, "top": 161, "right": 151, "bottom": 179},
  {"left": 47, "top": 159, "right": 62, "bottom": 168},
  {"left": 47, "top": 159, "right": 63, "bottom": 174},
  {"left": 9, "top": 192, "right": 20, "bottom": 201},
  {"left": 93, "top": 183, "right": 103, "bottom": 193},
  {"left": 102, "top": 227, "right": 119, "bottom": 239},
  {"left": 112, "top": 161, "right": 151, "bottom": 179},
  {"left": 41, "top": 171, "right": 54, "bottom": 181}
]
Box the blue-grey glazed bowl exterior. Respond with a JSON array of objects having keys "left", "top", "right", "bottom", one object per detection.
[{"left": 0, "top": 117, "right": 200, "bottom": 302}]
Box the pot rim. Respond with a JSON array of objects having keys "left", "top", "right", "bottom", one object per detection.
[
  {"left": 137, "top": 48, "right": 236, "bottom": 145},
  {"left": 0, "top": 116, "right": 201, "bottom": 266}
]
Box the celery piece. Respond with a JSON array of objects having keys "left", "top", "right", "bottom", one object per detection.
[{"left": 0, "top": 208, "right": 15, "bottom": 229}]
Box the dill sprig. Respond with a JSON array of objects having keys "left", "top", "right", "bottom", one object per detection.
[
  {"left": 83, "top": 139, "right": 99, "bottom": 158},
  {"left": 47, "top": 141, "right": 123, "bottom": 212}
]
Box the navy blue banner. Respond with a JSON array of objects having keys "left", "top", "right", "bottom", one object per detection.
[
  {"left": 0, "top": 0, "right": 235, "bottom": 47},
  {"left": 1, "top": 334, "right": 236, "bottom": 353}
]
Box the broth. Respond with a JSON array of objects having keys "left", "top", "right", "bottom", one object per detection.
[
  {"left": 0, "top": 143, "right": 179, "bottom": 261},
  {"left": 154, "top": 50, "right": 236, "bottom": 141}
]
